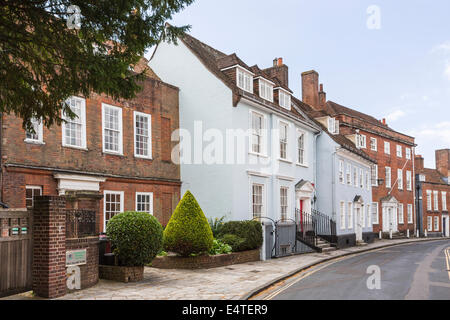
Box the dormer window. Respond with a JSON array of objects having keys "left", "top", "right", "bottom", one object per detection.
[
  {"left": 236, "top": 67, "right": 253, "bottom": 93},
  {"left": 328, "top": 117, "right": 339, "bottom": 135},
  {"left": 278, "top": 89, "right": 291, "bottom": 110},
  {"left": 259, "top": 79, "right": 274, "bottom": 102},
  {"left": 356, "top": 134, "right": 366, "bottom": 149}
]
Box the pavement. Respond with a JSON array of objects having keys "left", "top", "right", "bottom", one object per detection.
[
  {"left": 2, "top": 237, "right": 449, "bottom": 300},
  {"left": 251, "top": 239, "right": 450, "bottom": 300}
]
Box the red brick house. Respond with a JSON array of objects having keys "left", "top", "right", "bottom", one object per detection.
[
  {"left": 415, "top": 150, "right": 450, "bottom": 237},
  {"left": 0, "top": 61, "right": 181, "bottom": 230},
  {"left": 301, "top": 70, "right": 416, "bottom": 236}
]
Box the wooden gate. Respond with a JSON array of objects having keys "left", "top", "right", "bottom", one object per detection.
[{"left": 0, "top": 209, "right": 32, "bottom": 297}]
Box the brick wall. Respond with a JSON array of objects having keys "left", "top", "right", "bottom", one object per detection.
[
  {"left": 66, "top": 237, "right": 99, "bottom": 290},
  {"left": 32, "top": 196, "right": 67, "bottom": 298},
  {"left": 419, "top": 182, "right": 449, "bottom": 233}
]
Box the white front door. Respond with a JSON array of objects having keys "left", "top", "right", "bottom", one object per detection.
[
  {"left": 443, "top": 216, "right": 450, "bottom": 237},
  {"left": 383, "top": 205, "right": 398, "bottom": 232},
  {"left": 356, "top": 207, "right": 363, "bottom": 241}
]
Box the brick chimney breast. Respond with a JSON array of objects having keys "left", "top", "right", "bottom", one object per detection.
[
  {"left": 415, "top": 155, "right": 424, "bottom": 171},
  {"left": 436, "top": 149, "right": 450, "bottom": 177},
  {"left": 302, "top": 70, "right": 320, "bottom": 109},
  {"left": 263, "top": 58, "right": 289, "bottom": 88}
]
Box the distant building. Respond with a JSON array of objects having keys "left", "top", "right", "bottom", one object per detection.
[{"left": 415, "top": 150, "right": 450, "bottom": 237}]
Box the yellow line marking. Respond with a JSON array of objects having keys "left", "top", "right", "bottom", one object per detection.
[{"left": 445, "top": 248, "right": 450, "bottom": 281}]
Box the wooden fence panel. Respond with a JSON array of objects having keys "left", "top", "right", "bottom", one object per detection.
[{"left": 0, "top": 209, "right": 32, "bottom": 297}]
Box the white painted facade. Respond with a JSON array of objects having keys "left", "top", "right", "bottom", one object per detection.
[{"left": 150, "top": 40, "right": 320, "bottom": 223}]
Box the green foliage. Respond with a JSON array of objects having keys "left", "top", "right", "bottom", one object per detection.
[
  {"left": 218, "top": 221, "right": 263, "bottom": 252},
  {"left": 106, "top": 211, "right": 163, "bottom": 266},
  {"left": 163, "top": 190, "right": 214, "bottom": 256},
  {"left": 208, "top": 216, "right": 226, "bottom": 238},
  {"left": 208, "top": 239, "right": 232, "bottom": 256},
  {"left": 0, "top": 0, "right": 194, "bottom": 130},
  {"left": 219, "top": 233, "right": 246, "bottom": 252}
]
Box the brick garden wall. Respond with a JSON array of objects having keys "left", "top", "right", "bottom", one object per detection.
[{"left": 66, "top": 237, "right": 99, "bottom": 290}]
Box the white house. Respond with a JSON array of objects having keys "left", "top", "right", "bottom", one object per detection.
[{"left": 150, "top": 33, "right": 321, "bottom": 231}]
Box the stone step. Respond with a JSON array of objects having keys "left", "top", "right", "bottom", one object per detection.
[{"left": 321, "top": 246, "right": 337, "bottom": 253}]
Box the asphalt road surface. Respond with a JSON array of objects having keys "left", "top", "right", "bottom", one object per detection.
[{"left": 262, "top": 239, "right": 450, "bottom": 300}]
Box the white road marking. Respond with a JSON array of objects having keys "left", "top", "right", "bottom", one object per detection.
[{"left": 445, "top": 248, "right": 450, "bottom": 281}]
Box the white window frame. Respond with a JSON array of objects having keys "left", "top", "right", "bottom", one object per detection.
[
  {"left": 384, "top": 141, "right": 391, "bottom": 155},
  {"left": 427, "top": 190, "right": 432, "bottom": 211},
  {"left": 25, "top": 117, "right": 44, "bottom": 144},
  {"left": 397, "top": 169, "right": 403, "bottom": 190},
  {"left": 133, "top": 111, "right": 152, "bottom": 159},
  {"left": 398, "top": 203, "right": 404, "bottom": 224},
  {"left": 406, "top": 148, "right": 411, "bottom": 160},
  {"left": 356, "top": 134, "right": 366, "bottom": 149},
  {"left": 385, "top": 167, "right": 391, "bottom": 188},
  {"left": 366, "top": 204, "right": 371, "bottom": 227},
  {"left": 442, "top": 192, "right": 447, "bottom": 211},
  {"left": 279, "top": 121, "right": 289, "bottom": 160},
  {"left": 407, "top": 204, "right": 413, "bottom": 224},
  {"left": 252, "top": 184, "right": 264, "bottom": 219},
  {"left": 250, "top": 111, "right": 266, "bottom": 156},
  {"left": 62, "top": 96, "right": 87, "bottom": 149},
  {"left": 406, "top": 171, "right": 412, "bottom": 191},
  {"left": 359, "top": 168, "right": 364, "bottom": 189},
  {"left": 433, "top": 191, "right": 439, "bottom": 211},
  {"left": 339, "top": 160, "right": 344, "bottom": 184},
  {"left": 297, "top": 129, "right": 307, "bottom": 166},
  {"left": 370, "top": 137, "right": 377, "bottom": 151},
  {"left": 347, "top": 164, "right": 352, "bottom": 185},
  {"left": 427, "top": 216, "right": 432, "bottom": 232},
  {"left": 280, "top": 187, "right": 288, "bottom": 220},
  {"left": 328, "top": 117, "right": 336, "bottom": 134},
  {"left": 25, "top": 185, "right": 42, "bottom": 208},
  {"left": 135, "top": 192, "right": 154, "bottom": 214},
  {"left": 348, "top": 202, "right": 353, "bottom": 229},
  {"left": 103, "top": 190, "right": 124, "bottom": 231},
  {"left": 259, "top": 79, "right": 274, "bottom": 102},
  {"left": 278, "top": 89, "right": 291, "bottom": 110},
  {"left": 353, "top": 167, "right": 358, "bottom": 187},
  {"left": 396, "top": 145, "right": 402, "bottom": 158},
  {"left": 237, "top": 67, "right": 253, "bottom": 93},
  {"left": 371, "top": 164, "right": 378, "bottom": 187},
  {"left": 102, "top": 103, "right": 123, "bottom": 155},
  {"left": 340, "top": 201, "right": 346, "bottom": 230},
  {"left": 434, "top": 216, "right": 439, "bottom": 231},
  {"left": 372, "top": 202, "right": 379, "bottom": 224},
  {"left": 366, "top": 172, "right": 370, "bottom": 191}
]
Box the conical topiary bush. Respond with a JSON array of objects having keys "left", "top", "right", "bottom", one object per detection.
[{"left": 163, "top": 190, "right": 214, "bottom": 256}]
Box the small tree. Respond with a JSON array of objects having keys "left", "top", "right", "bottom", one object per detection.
[
  {"left": 163, "top": 191, "right": 213, "bottom": 256},
  {"left": 106, "top": 211, "right": 163, "bottom": 266}
]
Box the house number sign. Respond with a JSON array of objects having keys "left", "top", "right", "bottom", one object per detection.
[{"left": 66, "top": 249, "right": 87, "bottom": 266}]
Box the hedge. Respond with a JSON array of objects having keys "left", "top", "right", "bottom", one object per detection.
[
  {"left": 163, "top": 190, "right": 214, "bottom": 256},
  {"left": 218, "top": 220, "right": 263, "bottom": 252}
]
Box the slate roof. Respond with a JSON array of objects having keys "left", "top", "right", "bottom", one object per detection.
[
  {"left": 292, "top": 97, "right": 377, "bottom": 164},
  {"left": 179, "top": 32, "right": 303, "bottom": 122},
  {"left": 417, "top": 168, "right": 448, "bottom": 185}
]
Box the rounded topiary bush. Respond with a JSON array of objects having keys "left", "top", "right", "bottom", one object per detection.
[
  {"left": 106, "top": 211, "right": 163, "bottom": 266},
  {"left": 218, "top": 220, "right": 263, "bottom": 252},
  {"left": 163, "top": 190, "right": 214, "bottom": 256}
]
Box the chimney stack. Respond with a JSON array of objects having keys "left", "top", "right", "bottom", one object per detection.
[
  {"left": 264, "top": 57, "right": 289, "bottom": 88},
  {"left": 415, "top": 155, "right": 425, "bottom": 171},
  {"left": 435, "top": 149, "right": 450, "bottom": 177},
  {"left": 301, "top": 70, "right": 320, "bottom": 109}
]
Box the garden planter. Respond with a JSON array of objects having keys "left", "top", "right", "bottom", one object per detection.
[
  {"left": 99, "top": 265, "right": 144, "bottom": 283},
  {"left": 151, "top": 249, "right": 260, "bottom": 269}
]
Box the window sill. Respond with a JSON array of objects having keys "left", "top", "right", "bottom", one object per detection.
[
  {"left": 296, "top": 163, "right": 309, "bottom": 168},
  {"left": 103, "top": 151, "right": 124, "bottom": 157},
  {"left": 134, "top": 155, "right": 153, "bottom": 160},
  {"left": 62, "top": 145, "right": 88, "bottom": 151},
  {"left": 249, "top": 151, "right": 268, "bottom": 158},
  {"left": 24, "top": 139, "right": 45, "bottom": 145},
  {"left": 278, "top": 158, "right": 293, "bottom": 164}
]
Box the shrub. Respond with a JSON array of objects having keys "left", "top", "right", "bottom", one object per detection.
[
  {"left": 163, "top": 190, "right": 214, "bottom": 256},
  {"left": 106, "top": 211, "right": 163, "bottom": 266},
  {"left": 209, "top": 239, "right": 232, "bottom": 255},
  {"left": 208, "top": 216, "right": 226, "bottom": 238},
  {"left": 218, "top": 220, "right": 263, "bottom": 252},
  {"left": 219, "top": 233, "right": 246, "bottom": 252}
]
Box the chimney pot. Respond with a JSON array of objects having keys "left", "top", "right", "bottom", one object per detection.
[
  {"left": 319, "top": 83, "right": 324, "bottom": 92},
  {"left": 278, "top": 58, "right": 283, "bottom": 66},
  {"left": 273, "top": 58, "right": 278, "bottom": 67},
  {"left": 382, "top": 118, "right": 386, "bottom": 125}
]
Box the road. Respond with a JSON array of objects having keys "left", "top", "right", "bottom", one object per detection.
[{"left": 256, "top": 239, "right": 450, "bottom": 300}]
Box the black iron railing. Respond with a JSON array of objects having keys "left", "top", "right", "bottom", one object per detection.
[
  {"left": 66, "top": 209, "right": 96, "bottom": 238},
  {"left": 311, "top": 209, "right": 337, "bottom": 243},
  {"left": 295, "top": 209, "right": 316, "bottom": 247}
]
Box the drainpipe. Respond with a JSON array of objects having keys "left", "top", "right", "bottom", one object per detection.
[
  {"left": 412, "top": 147, "right": 417, "bottom": 236},
  {"left": 313, "top": 130, "right": 322, "bottom": 210}
]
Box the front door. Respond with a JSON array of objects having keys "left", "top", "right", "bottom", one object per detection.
[{"left": 356, "top": 207, "right": 363, "bottom": 241}]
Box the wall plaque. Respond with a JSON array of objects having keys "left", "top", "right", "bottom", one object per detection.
[{"left": 66, "top": 249, "right": 87, "bottom": 266}]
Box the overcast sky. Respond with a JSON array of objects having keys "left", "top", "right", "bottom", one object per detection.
[{"left": 156, "top": 0, "right": 450, "bottom": 168}]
